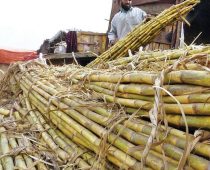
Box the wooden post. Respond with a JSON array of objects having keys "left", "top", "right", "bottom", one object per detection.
[{"left": 171, "top": 0, "right": 185, "bottom": 48}]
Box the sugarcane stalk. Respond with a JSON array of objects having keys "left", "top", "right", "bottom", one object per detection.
[
  {"left": 95, "top": 92, "right": 153, "bottom": 109},
  {"left": 12, "top": 111, "right": 38, "bottom": 170},
  {"left": 0, "top": 163, "right": 2, "bottom": 170},
  {"left": 87, "top": 83, "right": 210, "bottom": 104},
  {"left": 124, "top": 119, "right": 210, "bottom": 159},
  {"left": 24, "top": 94, "right": 70, "bottom": 161},
  {"left": 56, "top": 130, "right": 124, "bottom": 170},
  {"left": 86, "top": 83, "right": 154, "bottom": 101},
  {"left": 8, "top": 137, "right": 27, "bottom": 169},
  {"left": 53, "top": 114, "right": 95, "bottom": 149},
  {"left": 0, "top": 134, "right": 4, "bottom": 170},
  {"left": 0, "top": 108, "right": 10, "bottom": 116},
  {"left": 13, "top": 111, "right": 22, "bottom": 120},
  {"left": 107, "top": 46, "right": 210, "bottom": 67},
  {"left": 0, "top": 127, "right": 14, "bottom": 170},
  {"left": 163, "top": 93, "right": 210, "bottom": 104},
  {"left": 86, "top": 89, "right": 210, "bottom": 115},
  {"left": 22, "top": 155, "right": 37, "bottom": 170},
  {"left": 16, "top": 138, "right": 37, "bottom": 170},
  {"left": 62, "top": 68, "right": 210, "bottom": 87},
  {"left": 136, "top": 48, "right": 210, "bottom": 68},
  {"left": 114, "top": 124, "right": 209, "bottom": 170},
  {"left": 164, "top": 103, "right": 210, "bottom": 115},
  {"left": 165, "top": 114, "right": 210, "bottom": 129},
  {"left": 74, "top": 71, "right": 158, "bottom": 84},
  {"left": 18, "top": 94, "right": 27, "bottom": 108},
  {"left": 33, "top": 107, "right": 93, "bottom": 170},
  {"left": 27, "top": 151, "right": 49, "bottom": 170},
  {"left": 104, "top": 155, "right": 129, "bottom": 170},
  {"left": 13, "top": 102, "right": 31, "bottom": 122},
  {"left": 55, "top": 129, "right": 110, "bottom": 170},
  {"left": 166, "top": 70, "right": 210, "bottom": 87}
]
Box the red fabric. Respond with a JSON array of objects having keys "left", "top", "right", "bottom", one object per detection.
[{"left": 0, "top": 49, "right": 38, "bottom": 64}]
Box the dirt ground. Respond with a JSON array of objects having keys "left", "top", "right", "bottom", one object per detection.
[{"left": 0, "top": 64, "right": 9, "bottom": 80}]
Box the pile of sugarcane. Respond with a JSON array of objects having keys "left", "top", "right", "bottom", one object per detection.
[
  {"left": 56, "top": 48, "right": 210, "bottom": 130},
  {"left": 0, "top": 50, "right": 210, "bottom": 169},
  {"left": 0, "top": 98, "right": 105, "bottom": 170},
  {"left": 87, "top": 0, "right": 200, "bottom": 68},
  {"left": 98, "top": 45, "right": 210, "bottom": 71},
  {"left": 0, "top": 112, "right": 60, "bottom": 170},
  {"left": 33, "top": 44, "right": 210, "bottom": 131}
]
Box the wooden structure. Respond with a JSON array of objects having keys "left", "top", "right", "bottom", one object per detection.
[
  {"left": 77, "top": 31, "right": 107, "bottom": 55},
  {"left": 39, "top": 31, "right": 106, "bottom": 66},
  {"left": 109, "top": 0, "right": 184, "bottom": 50},
  {"left": 45, "top": 52, "right": 97, "bottom": 66}
]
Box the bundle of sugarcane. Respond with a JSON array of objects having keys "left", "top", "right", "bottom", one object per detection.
[
  {"left": 72, "top": 68, "right": 210, "bottom": 129},
  {"left": 87, "top": 0, "right": 200, "bottom": 68},
  {"left": 0, "top": 83, "right": 109, "bottom": 170},
  {"left": 34, "top": 48, "right": 210, "bottom": 131},
  {"left": 0, "top": 99, "right": 112, "bottom": 170},
  {"left": 99, "top": 45, "right": 210, "bottom": 71},
  {"left": 0, "top": 110, "right": 59, "bottom": 170},
  {"left": 4, "top": 62, "right": 210, "bottom": 170}
]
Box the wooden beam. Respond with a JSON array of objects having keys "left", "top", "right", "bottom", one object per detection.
[
  {"left": 45, "top": 52, "right": 97, "bottom": 60},
  {"left": 132, "top": 0, "right": 175, "bottom": 5},
  {"left": 132, "top": 0, "right": 158, "bottom": 5}
]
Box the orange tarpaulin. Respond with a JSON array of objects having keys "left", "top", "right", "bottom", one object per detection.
[{"left": 0, "top": 49, "right": 38, "bottom": 64}]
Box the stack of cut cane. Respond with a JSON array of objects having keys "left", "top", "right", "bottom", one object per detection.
[
  {"left": 65, "top": 45, "right": 210, "bottom": 130},
  {"left": 2, "top": 44, "right": 210, "bottom": 169}
]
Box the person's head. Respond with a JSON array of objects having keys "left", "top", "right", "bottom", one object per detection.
[{"left": 121, "top": 0, "right": 132, "bottom": 11}]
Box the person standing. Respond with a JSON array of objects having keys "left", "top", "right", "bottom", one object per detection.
[{"left": 108, "top": 0, "right": 147, "bottom": 46}]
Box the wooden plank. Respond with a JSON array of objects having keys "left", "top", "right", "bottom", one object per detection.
[
  {"left": 132, "top": 0, "right": 159, "bottom": 5},
  {"left": 132, "top": 0, "right": 175, "bottom": 5},
  {"left": 45, "top": 52, "right": 97, "bottom": 60},
  {"left": 79, "top": 32, "right": 106, "bottom": 36}
]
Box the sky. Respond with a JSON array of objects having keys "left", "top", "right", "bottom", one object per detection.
[{"left": 0, "top": 0, "right": 113, "bottom": 51}]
